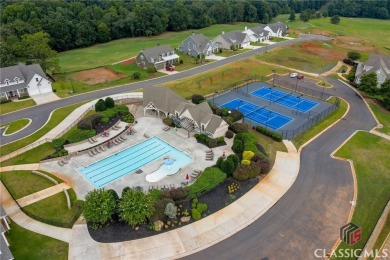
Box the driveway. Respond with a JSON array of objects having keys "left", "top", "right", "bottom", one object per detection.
[
  {"left": 183, "top": 77, "right": 377, "bottom": 259},
  {"left": 0, "top": 35, "right": 330, "bottom": 145}
]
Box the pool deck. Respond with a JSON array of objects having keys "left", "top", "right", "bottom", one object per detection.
[{"left": 40, "top": 116, "right": 234, "bottom": 199}]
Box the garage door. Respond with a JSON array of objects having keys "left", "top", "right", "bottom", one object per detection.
[
  {"left": 39, "top": 84, "right": 52, "bottom": 94},
  {"left": 28, "top": 85, "right": 52, "bottom": 96},
  {"left": 28, "top": 88, "right": 40, "bottom": 96}
]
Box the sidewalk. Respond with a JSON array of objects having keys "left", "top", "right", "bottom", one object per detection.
[
  {"left": 0, "top": 181, "right": 72, "bottom": 243},
  {"left": 16, "top": 182, "right": 71, "bottom": 207},
  {"left": 370, "top": 129, "right": 390, "bottom": 141},
  {"left": 68, "top": 140, "right": 300, "bottom": 259}
]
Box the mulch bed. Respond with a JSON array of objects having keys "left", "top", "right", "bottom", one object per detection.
[
  {"left": 88, "top": 176, "right": 261, "bottom": 243},
  {"left": 94, "top": 115, "right": 121, "bottom": 134}
]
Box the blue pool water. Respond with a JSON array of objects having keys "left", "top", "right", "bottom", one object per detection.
[{"left": 78, "top": 137, "right": 192, "bottom": 188}]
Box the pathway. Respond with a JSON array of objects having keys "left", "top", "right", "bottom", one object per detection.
[
  {"left": 68, "top": 140, "right": 300, "bottom": 259},
  {"left": 321, "top": 60, "right": 344, "bottom": 76},
  {"left": 256, "top": 60, "right": 320, "bottom": 77},
  {"left": 16, "top": 182, "right": 71, "bottom": 207},
  {"left": 370, "top": 129, "right": 390, "bottom": 141},
  {"left": 0, "top": 181, "right": 72, "bottom": 243}
]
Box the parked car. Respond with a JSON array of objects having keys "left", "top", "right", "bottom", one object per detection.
[
  {"left": 297, "top": 75, "right": 304, "bottom": 79},
  {"left": 166, "top": 66, "right": 174, "bottom": 71},
  {"left": 290, "top": 72, "right": 298, "bottom": 78}
]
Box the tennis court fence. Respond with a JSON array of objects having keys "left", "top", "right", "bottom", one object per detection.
[{"left": 272, "top": 78, "right": 332, "bottom": 101}]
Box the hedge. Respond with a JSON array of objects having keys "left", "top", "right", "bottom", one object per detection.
[
  {"left": 66, "top": 129, "right": 96, "bottom": 143},
  {"left": 229, "top": 122, "right": 249, "bottom": 133},
  {"left": 187, "top": 167, "right": 227, "bottom": 198},
  {"left": 253, "top": 126, "right": 283, "bottom": 142}
]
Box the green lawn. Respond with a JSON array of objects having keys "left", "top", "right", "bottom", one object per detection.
[
  {"left": 4, "top": 118, "right": 30, "bottom": 135},
  {"left": 250, "top": 42, "right": 268, "bottom": 46},
  {"left": 269, "top": 37, "right": 288, "bottom": 42},
  {"left": 164, "top": 57, "right": 289, "bottom": 99},
  {"left": 0, "top": 170, "right": 62, "bottom": 199},
  {"left": 5, "top": 221, "right": 68, "bottom": 260},
  {"left": 368, "top": 213, "right": 390, "bottom": 260},
  {"left": 332, "top": 131, "right": 390, "bottom": 259},
  {"left": 58, "top": 22, "right": 259, "bottom": 73},
  {"left": 23, "top": 189, "right": 81, "bottom": 228},
  {"left": 0, "top": 102, "right": 86, "bottom": 156},
  {"left": 293, "top": 97, "right": 348, "bottom": 149},
  {"left": 1, "top": 142, "right": 55, "bottom": 166},
  {"left": 368, "top": 100, "right": 390, "bottom": 135},
  {"left": 0, "top": 99, "right": 36, "bottom": 115},
  {"left": 173, "top": 53, "right": 213, "bottom": 72},
  {"left": 250, "top": 129, "right": 287, "bottom": 166},
  {"left": 272, "top": 15, "right": 390, "bottom": 54},
  {"left": 216, "top": 48, "right": 249, "bottom": 57}
]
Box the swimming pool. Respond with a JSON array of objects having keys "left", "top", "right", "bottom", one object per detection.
[{"left": 78, "top": 137, "right": 192, "bottom": 188}]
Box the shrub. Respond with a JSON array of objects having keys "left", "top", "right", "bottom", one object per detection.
[
  {"left": 225, "top": 130, "right": 234, "bottom": 139},
  {"left": 168, "top": 187, "right": 188, "bottom": 201},
  {"left": 252, "top": 155, "right": 271, "bottom": 174},
  {"left": 343, "top": 58, "right": 355, "bottom": 66},
  {"left": 330, "top": 15, "right": 340, "bottom": 24},
  {"left": 191, "top": 94, "right": 205, "bottom": 104},
  {"left": 95, "top": 99, "right": 106, "bottom": 112},
  {"left": 83, "top": 188, "right": 117, "bottom": 229},
  {"left": 347, "top": 51, "right": 361, "bottom": 61},
  {"left": 0, "top": 99, "right": 11, "bottom": 104},
  {"left": 232, "top": 165, "right": 249, "bottom": 182},
  {"left": 191, "top": 208, "right": 201, "bottom": 220},
  {"left": 121, "top": 113, "right": 134, "bottom": 123},
  {"left": 196, "top": 203, "right": 208, "bottom": 214},
  {"left": 100, "top": 116, "right": 109, "bottom": 124},
  {"left": 243, "top": 151, "right": 255, "bottom": 161},
  {"left": 230, "top": 109, "right": 243, "bottom": 121},
  {"left": 100, "top": 109, "right": 117, "bottom": 119},
  {"left": 180, "top": 59, "right": 183, "bottom": 64},
  {"left": 254, "top": 126, "right": 283, "bottom": 142},
  {"left": 216, "top": 136, "right": 224, "bottom": 144},
  {"left": 150, "top": 198, "right": 174, "bottom": 222},
  {"left": 164, "top": 202, "right": 177, "bottom": 219},
  {"left": 149, "top": 189, "right": 162, "bottom": 201},
  {"left": 220, "top": 107, "right": 229, "bottom": 117},
  {"left": 221, "top": 158, "right": 235, "bottom": 176},
  {"left": 345, "top": 65, "right": 357, "bottom": 82},
  {"left": 232, "top": 139, "right": 244, "bottom": 153},
  {"left": 163, "top": 117, "right": 174, "bottom": 126},
  {"left": 52, "top": 138, "right": 66, "bottom": 149},
  {"left": 88, "top": 114, "right": 103, "bottom": 127},
  {"left": 107, "top": 189, "right": 120, "bottom": 203},
  {"left": 119, "top": 189, "right": 155, "bottom": 228},
  {"left": 216, "top": 157, "right": 224, "bottom": 169},
  {"left": 194, "top": 133, "right": 211, "bottom": 144},
  {"left": 227, "top": 154, "right": 239, "bottom": 167},
  {"left": 18, "top": 95, "right": 30, "bottom": 100},
  {"left": 113, "top": 104, "right": 129, "bottom": 116},
  {"left": 227, "top": 182, "right": 240, "bottom": 194},
  {"left": 146, "top": 68, "right": 157, "bottom": 73},
  {"left": 104, "top": 97, "right": 115, "bottom": 108},
  {"left": 132, "top": 72, "right": 141, "bottom": 79},
  {"left": 223, "top": 116, "right": 233, "bottom": 126},
  {"left": 77, "top": 118, "right": 92, "bottom": 130},
  {"left": 241, "top": 159, "right": 251, "bottom": 165},
  {"left": 208, "top": 138, "right": 217, "bottom": 148},
  {"left": 122, "top": 186, "right": 131, "bottom": 197},
  {"left": 66, "top": 129, "right": 96, "bottom": 143},
  {"left": 187, "top": 167, "right": 227, "bottom": 198},
  {"left": 230, "top": 122, "right": 249, "bottom": 133}
]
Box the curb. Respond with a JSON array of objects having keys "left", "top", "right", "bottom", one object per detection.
[{"left": 2, "top": 118, "right": 32, "bottom": 137}]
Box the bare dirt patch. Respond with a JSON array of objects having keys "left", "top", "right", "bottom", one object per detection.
[
  {"left": 300, "top": 42, "right": 345, "bottom": 60},
  {"left": 71, "top": 67, "right": 126, "bottom": 85},
  {"left": 121, "top": 58, "right": 136, "bottom": 65},
  {"left": 334, "top": 36, "right": 375, "bottom": 52},
  {"left": 311, "top": 29, "right": 332, "bottom": 37}
]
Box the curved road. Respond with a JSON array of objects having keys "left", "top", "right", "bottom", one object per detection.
[
  {"left": 0, "top": 35, "right": 329, "bottom": 145},
  {"left": 184, "top": 78, "right": 377, "bottom": 259}
]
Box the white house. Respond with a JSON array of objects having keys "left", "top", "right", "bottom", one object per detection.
[
  {"left": 0, "top": 63, "right": 53, "bottom": 100},
  {"left": 355, "top": 54, "right": 390, "bottom": 87},
  {"left": 261, "top": 22, "right": 288, "bottom": 37},
  {"left": 243, "top": 26, "right": 270, "bottom": 42},
  {"left": 0, "top": 205, "right": 13, "bottom": 260},
  {"left": 143, "top": 86, "right": 228, "bottom": 138},
  {"left": 213, "top": 31, "right": 251, "bottom": 50}
]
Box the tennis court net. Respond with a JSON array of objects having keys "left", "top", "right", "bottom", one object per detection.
[
  {"left": 244, "top": 105, "right": 266, "bottom": 117},
  {"left": 273, "top": 92, "right": 293, "bottom": 103}
]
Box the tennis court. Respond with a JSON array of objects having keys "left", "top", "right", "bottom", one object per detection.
[
  {"left": 222, "top": 99, "right": 293, "bottom": 130},
  {"left": 251, "top": 87, "right": 318, "bottom": 112}
]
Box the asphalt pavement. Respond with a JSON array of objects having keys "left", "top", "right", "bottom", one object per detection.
[
  {"left": 0, "top": 35, "right": 329, "bottom": 145},
  {"left": 183, "top": 77, "right": 377, "bottom": 259}
]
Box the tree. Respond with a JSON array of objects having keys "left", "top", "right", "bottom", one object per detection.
[
  {"left": 104, "top": 97, "right": 115, "bottom": 108},
  {"left": 118, "top": 189, "right": 155, "bottom": 228},
  {"left": 330, "top": 15, "right": 340, "bottom": 24},
  {"left": 358, "top": 73, "right": 378, "bottom": 95},
  {"left": 289, "top": 9, "right": 295, "bottom": 21},
  {"left": 83, "top": 189, "right": 117, "bottom": 229},
  {"left": 95, "top": 99, "right": 107, "bottom": 112},
  {"left": 232, "top": 139, "right": 243, "bottom": 153},
  {"left": 300, "top": 10, "right": 310, "bottom": 22},
  {"left": 380, "top": 79, "right": 390, "bottom": 110},
  {"left": 132, "top": 72, "right": 141, "bottom": 79},
  {"left": 191, "top": 94, "right": 205, "bottom": 104},
  {"left": 97, "top": 22, "right": 111, "bottom": 43},
  {"left": 322, "top": 11, "right": 328, "bottom": 18},
  {"left": 347, "top": 51, "right": 361, "bottom": 61},
  {"left": 221, "top": 158, "right": 235, "bottom": 176}
]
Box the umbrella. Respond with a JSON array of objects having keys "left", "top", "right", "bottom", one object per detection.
[{"left": 186, "top": 174, "right": 189, "bottom": 183}]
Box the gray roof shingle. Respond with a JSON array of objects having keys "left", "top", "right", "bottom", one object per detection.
[
  {"left": 0, "top": 63, "right": 47, "bottom": 92},
  {"left": 220, "top": 31, "right": 247, "bottom": 45},
  {"left": 355, "top": 54, "right": 390, "bottom": 80},
  {"left": 191, "top": 34, "right": 211, "bottom": 52},
  {"left": 140, "top": 45, "right": 174, "bottom": 63}
]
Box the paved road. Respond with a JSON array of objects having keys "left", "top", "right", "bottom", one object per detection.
[
  {"left": 0, "top": 35, "right": 329, "bottom": 145},
  {"left": 183, "top": 78, "right": 377, "bottom": 259}
]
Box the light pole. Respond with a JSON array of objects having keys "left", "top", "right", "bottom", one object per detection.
[
  {"left": 295, "top": 77, "right": 298, "bottom": 91},
  {"left": 272, "top": 69, "right": 276, "bottom": 86}
]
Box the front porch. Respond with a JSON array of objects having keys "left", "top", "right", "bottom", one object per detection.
[{"left": 1, "top": 88, "right": 28, "bottom": 100}]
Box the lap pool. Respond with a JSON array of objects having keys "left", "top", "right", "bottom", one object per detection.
[{"left": 78, "top": 137, "right": 192, "bottom": 188}]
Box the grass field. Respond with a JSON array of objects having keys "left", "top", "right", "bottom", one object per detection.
[
  {"left": 6, "top": 221, "right": 68, "bottom": 260},
  {"left": 367, "top": 99, "right": 390, "bottom": 135},
  {"left": 164, "top": 57, "right": 290, "bottom": 99},
  {"left": 1, "top": 142, "right": 55, "bottom": 166},
  {"left": 23, "top": 189, "right": 80, "bottom": 228},
  {"left": 332, "top": 131, "right": 390, "bottom": 259},
  {"left": 367, "top": 213, "right": 390, "bottom": 260},
  {"left": 58, "top": 22, "right": 259, "bottom": 73},
  {"left": 293, "top": 97, "right": 348, "bottom": 148},
  {"left": 251, "top": 129, "right": 287, "bottom": 166},
  {"left": 3, "top": 118, "right": 30, "bottom": 135},
  {"left": 0, "top": 102, "right": 86, "bottom": 156},
  {"left": 216, "top": 48, "right": 249, "bottom": 57},
  {"left": 0, "top": 99, "right": 36, "bottom": 115},
  {"left": 272, "top": 15, "right": 390, "bottom": 55},
  {"left": 0, "top": 170, "right": 62, "bottom": 199}
]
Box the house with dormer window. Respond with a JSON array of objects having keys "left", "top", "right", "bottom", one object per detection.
[
  {"left": 243, "top": 26, "right": 270, "bottom": 42},
  {"left": 0, "top": 63, "right": 53, "bottom": 100},
  {"left": 355, "top": 54, "right": 390, "bottom": 88},
  {"left": 179, "top": 33, "right": 218, "bottom": 57},
  {"left": 136, "top": 45, "right": 180, "bottom": 70},
  {"left": 261, "top": 22, "right": 288, "bottom": 37},
  {"left": 213, "top": 31, "right": 251, "bottom": 50}
]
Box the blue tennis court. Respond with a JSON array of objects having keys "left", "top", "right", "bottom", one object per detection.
[
  {"left": 222, "top": 99, "right": 293, "bottom": 130},
  {"left": 251, "top": 87, "right": 318, "bottom": 112}
]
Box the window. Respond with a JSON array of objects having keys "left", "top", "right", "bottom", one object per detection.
[
  {"left": 36, "top": 78, "right": 39, "bottom": 82},
  {"left": 15, "top": 77, "right": 19, "bottom": 83},
  {"left": 5, "top": 79, "right": 9, "bottom": 85},
  {"left": 0, "top": 92, "right": 4, "bottom": 97},
  {"left": 19, "top": 88, "right": 25, "bottom": 93}
]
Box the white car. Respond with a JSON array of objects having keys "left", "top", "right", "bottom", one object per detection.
[{"left": 290, "top": 73, "right": 298, "bottom": 78}]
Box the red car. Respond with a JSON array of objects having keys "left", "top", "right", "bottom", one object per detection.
[
  {"left": 297, "top": 75, "right": 304, "bottom": 79},
  {"left": 166, "top": 66, "right": 174, "bottom": 71}
]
